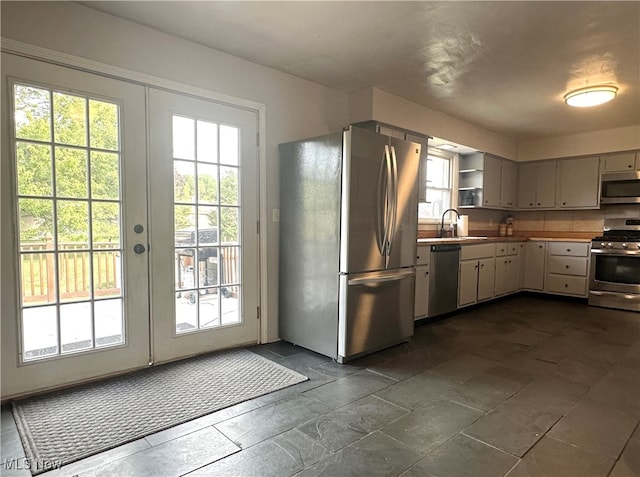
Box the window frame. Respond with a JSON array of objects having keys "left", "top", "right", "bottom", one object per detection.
[{"left": 418, "top": 147, "right": 458, "bottom": 224}]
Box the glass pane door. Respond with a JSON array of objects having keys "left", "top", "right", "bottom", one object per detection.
[
  {"left": 172, "top": 117, "right": 241, "bottom": 333},
  {"left": 14, "top": 84, "right": 125, "bottom": 360},
  {"left": 1, "top": 53, "right": 150, "bottom": 399},
  {"left": 148, "top": 88, "right": 259, "bottom": 364}
]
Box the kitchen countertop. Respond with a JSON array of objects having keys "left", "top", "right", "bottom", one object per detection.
[{"left": 417, "top": 236, "right": 592, "bottom": 245}]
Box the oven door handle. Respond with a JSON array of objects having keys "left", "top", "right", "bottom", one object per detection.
[{"left": 591, "top": 249, "right": 640, "bottom": 256}]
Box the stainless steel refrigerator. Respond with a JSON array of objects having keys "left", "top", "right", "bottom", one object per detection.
[{"left": 279, "top": 125, "right": 421, "bottom": 362}]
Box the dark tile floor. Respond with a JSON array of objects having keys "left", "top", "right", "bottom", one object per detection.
[{"left": 2, "top": 295, "right": 639, "bottom": 477}]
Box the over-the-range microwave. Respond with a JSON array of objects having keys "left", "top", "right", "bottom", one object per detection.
[{"left": 600, "top": 171, "right": 640, "bottom": 204}]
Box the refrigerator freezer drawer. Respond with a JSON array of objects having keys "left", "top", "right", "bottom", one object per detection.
[{"left": 338, "top": 269, "right": 415, "bottom": 361}]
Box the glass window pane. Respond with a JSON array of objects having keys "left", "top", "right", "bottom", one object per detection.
[
  {"left": 220, "top": 166, "right": 238, "bottom": 206},
  {"left": 197, "top": 206, "right": 218, "bottom": 244},
  {"left": 20, "top": 253, "right": 56, "bottom": 307},
  {"left": 61, "top": 302, "right": 93, "bottom": 353},
  {"left": 19, "top": 198, "right": 54, "bottom": 248},
  {"left": 421, "top": 189, "right": 451, "bottom": 219},
  {"left": 219, "top": 125, "right": 239, "bottom": 165},
  {"left": 58, "top": 251, "right": 91, "bottom": 302},
  {"left": 14, "top": 84, "right": 51, "bottom": 142},
  {"left": 173, "top": 116, "right": 195, "bottom": 160},
  {"left": 221, "top": 285, "right": 240, "bottom": 325},
  {"left": 176, "top": 292, "right": 197, "bottom": 333},
  {"left": 95, "top": 298, "right": 123, "bottom": 347},
  {"left": 427, "top": 156, "right": 450, "bottom": 189},
  {"left": 55, "top": 147, "right": 88, "bottom": 198},
  {"left": 220, "top": 207, "right": 239, "bottom": 244},
  {"left": 175, "top": 249, "right": 196, "bottom": 291},
  {"left": 174, "top": 205, "right": 196, "bottom": 244},
  {"left": 199, "top": 289, "right": 220, "bottom": 329},
  {"left": 23, "top": 306, "right": 58, "bottom": 360},
  {"left": 57, "top": 200, "right": 89, "bottom": 247},
  {"left": 199, "top": 247, "right": 219, "bottom": 287},
  {"left": 91, "top": 152, "right": 120, "bottom": 200},
  {"left": 89, "top": 99, "right": 119, "bottom": 150},
  {"left": 197, "top": 163, "right": 218, "bottom": 204},
  {"left": 53, "top": 92, "right": 87, "bottom": 146},
  {"left": 174, "top": 160, "right": 196, "bottom": 203},
  {"left": 92, "top": 202, "right": 121, "bottom": 248},
  {"left": 93, "top": 251, "right": 121, "bottom": 298},
  {"left": 221, "top": 246, "right": 240, "bottom": 286},
  {"left": 197, "top": 120, "right": 218, "bottom": 163},
  {"left": 16, "top": 142, "right": 52, "bottom": 197}
]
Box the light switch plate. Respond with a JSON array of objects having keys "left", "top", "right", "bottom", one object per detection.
[{"left": 272, "top": 208, "right": 280, "bottom": 222}]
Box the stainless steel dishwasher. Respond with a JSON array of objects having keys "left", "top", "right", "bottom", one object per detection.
[{"left": 428, "top": 244, "right": 461, "bottom": 317}]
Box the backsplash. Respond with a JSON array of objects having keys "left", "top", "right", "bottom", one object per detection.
[{"left": 418, "top": 205, "right": 640, "bottom": 238}]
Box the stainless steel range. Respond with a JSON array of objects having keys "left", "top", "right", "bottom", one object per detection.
[{"left": 589, "top": 218, "right": 640, "bottom": 312}]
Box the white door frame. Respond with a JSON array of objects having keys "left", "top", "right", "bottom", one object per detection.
[{"left": 1, "top": 38, "right": 270, "bottom": 346}]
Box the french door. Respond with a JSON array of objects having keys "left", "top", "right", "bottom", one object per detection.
[
  {"left": 1, "top": 54, "right": 259, "bottom": 399},
  {"left": 148, "top": 89, "right": 259, "bottom": 364}
]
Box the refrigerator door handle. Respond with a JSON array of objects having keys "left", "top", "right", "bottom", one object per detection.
[
  {"left": 384, "top": 144, "right": 394, "bottom": 266},
  {"left": 388, "top": 145, "right": 399, "bottom": 253},
  {"left": 377, "top": 144, "right": 391, "bottom": 260},
  {"left": 348, "top": 269, "right": 414, "bottom": 286}
]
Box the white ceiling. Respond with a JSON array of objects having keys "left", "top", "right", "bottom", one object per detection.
[{"left": 81, "top": 1, "right": 639, "bottom": 142}]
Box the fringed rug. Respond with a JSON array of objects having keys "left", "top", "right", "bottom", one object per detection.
[{"left": 12, "top": 348, "right": 307, "bottom": 474}]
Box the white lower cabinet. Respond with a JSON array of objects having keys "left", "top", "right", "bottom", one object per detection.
[
  {"left": 545, "top": 242, "right": 590, "bottom": 297},
  {"left": 414, "top": 246, "right": 430, "bottom": 319},
  {"left": 495, "top": 242, "right": 521, "bottom": 296},
  {"left": 458, "top": 244, "right": 496, "bottom": 307},
  {"left": 522, "top": 241, "right": 547, "bottom": 290}
]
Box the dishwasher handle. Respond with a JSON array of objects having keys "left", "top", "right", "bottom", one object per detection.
[{"left": 431, "top": 244, "right": 462, "bottom": 252}]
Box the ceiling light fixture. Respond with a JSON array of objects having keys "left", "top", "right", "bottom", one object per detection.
[
  {"left": 564, "top": 85, "right": 618, "bottom": 107},
  {"left": 437, "top": 144, "right": 457, "bottom": 150}
]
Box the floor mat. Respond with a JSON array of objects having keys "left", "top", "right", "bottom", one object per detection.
[{"left": 12, "top": 348, "right": 307, "bottom": 475}]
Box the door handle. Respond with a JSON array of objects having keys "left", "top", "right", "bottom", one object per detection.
[{"left": 133, "top": 244, "right": 146, "bottom": 254}]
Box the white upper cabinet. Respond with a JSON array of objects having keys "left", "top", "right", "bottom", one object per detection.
[
  {"left": 517, "top": 160, "right": 557, "bottom": 209},
  {"left": 482, "top": 153, "right": 502, "bottom": 207},
  {"left": 500, "top": 159, "right": 518, "bottom": 208},
  {"left": 557, "top": 156, "right": 600, "bottom": 208},
  {"left": 600, "top": 151, "right": 638, "bottom": 172}
]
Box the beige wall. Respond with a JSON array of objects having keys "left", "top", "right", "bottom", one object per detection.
[
  {"left": 350, "top": 87, "right": 519, "bottom": 160},
  {"left": 352, "top": 88, "right": 640, "bottom": 164},
  {"left": 1, "top": 1, "right": 349, "bottom": 342},
  {"left": 518, "top": 126, "right": 640, "bottom": 161}
]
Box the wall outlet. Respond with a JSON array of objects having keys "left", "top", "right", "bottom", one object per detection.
[{"left": 272, "top": 208, "right": 280, "bottom": 222}]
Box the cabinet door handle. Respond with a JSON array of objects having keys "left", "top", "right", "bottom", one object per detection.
[
  {"left": 537, "top": 202, "right": 541, "bottom": 206},
  {"left": 564, "top": 283, "right": 569, "bottom": 288},
  {"left": 567, "top": 249, "right": 571, "bottom": 252},
  {"left": 565, "top": 265, "right": 570, "bottom": 269}
]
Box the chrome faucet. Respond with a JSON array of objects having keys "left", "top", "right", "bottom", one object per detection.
[{"left": 440, "top": 208, "right": 460, "bottom": 238}]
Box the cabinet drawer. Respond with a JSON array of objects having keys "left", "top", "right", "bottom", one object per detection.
[
  {"left": 549, "top": 242, "right": 589, "bottom": 257},
  {"left": 548, "top": 256, "right": 588, "bottom": 276},
  {"left": 416, "top": 246, "right": 430, "bottom": 265},
  {"left": 548, "top": 275, "right": 587, "bottom": 296},
  {"left": 460, "top": 243, "right": 495, "bottom": 260},
  {"left": 496, "top": 242, "right": 521, "bottom": 256}
]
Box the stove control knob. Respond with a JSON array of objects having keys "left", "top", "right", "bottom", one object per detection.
[
  {"left": 607, "top": 242, "right": 613, "bottom": 248},
  {"left": 622, "top": 243, "right": 628, "bottom": 249},
  {"left": 600, "top": 242, "right": 606, "bottom": 247}
]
